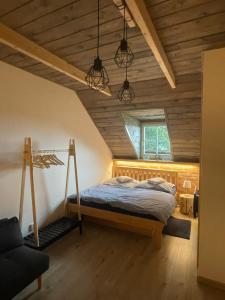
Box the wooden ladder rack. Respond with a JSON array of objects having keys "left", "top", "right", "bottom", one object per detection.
[{"left": 19, "top": 137, "right": 81, "bottom": 247}]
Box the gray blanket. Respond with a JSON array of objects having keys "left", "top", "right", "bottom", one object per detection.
[{"left": 80, "top": 184, "right": 176, "bottom": 224}]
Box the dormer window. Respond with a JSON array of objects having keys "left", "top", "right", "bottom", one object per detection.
[{"left": 122, "top": 109, "right": 173, "bottom": 161}]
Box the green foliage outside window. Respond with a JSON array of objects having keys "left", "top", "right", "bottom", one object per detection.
[{"left": 144, "top": 125, "right": 171, "bottom": 155}]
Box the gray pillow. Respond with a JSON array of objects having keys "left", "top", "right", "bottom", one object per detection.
[
  {"left": 135, "top": 180, "right": 176, "bottom": 195},
  {"left": 104, "top": 176, "right": 138, "bottom": 188},
  {"left": 135, "top": 180, "right": 155, "bottom": 189},
  {"left": 117, "top": 176, "right": 134, "bottom": 183},
  {"left": 0, "top": 217, "right": 24, "bottom": 254},
  {"left": 148, "top": 177, "right": 166, "bottom": 184}
]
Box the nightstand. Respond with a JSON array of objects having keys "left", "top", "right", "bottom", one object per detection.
[{"left": 179, "top": 194, "right": 194, "bottom": 216}]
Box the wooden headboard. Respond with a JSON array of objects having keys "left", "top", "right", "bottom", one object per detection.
[{"left": 112, "top": 166, "right": 177, "bottom": 186}]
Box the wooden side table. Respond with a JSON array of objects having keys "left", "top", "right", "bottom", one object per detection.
[{"left": 179, "top": 194, "right": 194, "bottom": 216}]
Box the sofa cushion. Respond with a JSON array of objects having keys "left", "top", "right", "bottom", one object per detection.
[
  {"left": 0, "top": 246, "right": 49, "bottom": 300},
  {"left": 0, "top": 217, "right": 24, "bottom": 254}
]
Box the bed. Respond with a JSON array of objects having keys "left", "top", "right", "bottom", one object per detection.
[{"left": 67, "top": 167, "right": 177, "bottom": 249}]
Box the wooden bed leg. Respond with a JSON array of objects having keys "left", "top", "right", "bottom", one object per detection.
[
  {"left": 37, "top": 277, "right": 42, "bottom": 290},
  {"left": 152, "top": 229, "right": 162, "bottom": 250}
]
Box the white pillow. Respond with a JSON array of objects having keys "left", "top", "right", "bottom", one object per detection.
[
  {"left": 135, "top": 180, "right": 155, "bottom": 189},
  {"left": 104, "top": 176, "right": 138, "bottom": 188},
  {"left": 148, "top": 177, "right": 166, "bottom": 184},
  {"left": 116, "top": 176, "right": 133, "bottom": 183}
]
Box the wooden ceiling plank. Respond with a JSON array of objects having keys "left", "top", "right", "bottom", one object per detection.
[
  {"left": 44, "top": 19, "right": 126, "bottom": 53},
  {"left": 0, "top": 23, "right": 111, "bottom": 96},
  {"left": 147, "top": 0, "right": 213, "bottom": 20},
  {"left": 113, "top": 0, "right": 136, "bottom": 27},
  {"left": 86, "top": 98, "right": 201, "bottom": 113},
  {"left": 1, "top": 1, "right": 113, "bottom": 35},
  {"left": 152, "top": 0, "right": 225, "bottom": 31},
  {"left": 21, "top": 5, "right": 119, "bottom": 45},
  {"left": 0, "top": 0, "right": 81, "bottom": 29},
  {"left": 0, "top": 7, "right": 123, "bottom": 60},
  {"left": 2, "top": 4, "right": 123, "bottom": 61},
  {"left": 86, "top": 95, "right": 201, "bottom": 110},
  {"left": 126, "top": 0, "right": 176, "bottom": 88},
  {"left": 159, "top": 11, "right": 225, "bottom": 47},
  {"left": 87, "top": 100, "right": 201, "bottom": 113},
  {"left": 0, "top": 0, "right": 30, "bottom": 17},
  {"left": 89, "top": 103, "right": 201, "bottom": 118},
  {"left": 146, "top": 0, "right": 167, "bottom": 7}
]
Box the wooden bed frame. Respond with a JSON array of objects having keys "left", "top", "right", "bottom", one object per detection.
[{"left": 67, "top": 166, "right": 177, "bottom": 249}]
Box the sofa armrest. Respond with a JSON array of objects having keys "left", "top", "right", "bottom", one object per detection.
[
  {"left": 0, "top": 217, "right": 24, "bottom": 254},
  {"left": 0, "top": 218, "right": 8, "bottom": 223}
]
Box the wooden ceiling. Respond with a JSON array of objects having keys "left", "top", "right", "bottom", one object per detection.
[{"left": 1, "top": 0, "right": 225, "bottom": 162}]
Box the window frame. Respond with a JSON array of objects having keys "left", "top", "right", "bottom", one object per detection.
[{"left": 141, "top": 121, "right": 172, "bottom": 161}]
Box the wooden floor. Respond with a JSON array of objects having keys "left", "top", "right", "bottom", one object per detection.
[{"left": 15, "top": 210, "right": 225, "bottom": 300}]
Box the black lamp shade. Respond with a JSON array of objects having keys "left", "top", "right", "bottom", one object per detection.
[
  {"left": 118, "top": 79, "right": 135, "bottom": 103},
  {"left": 114, "top": 39, "right": 134, "bottom": 68},
  {"left": 86, "top": 56, "right": 109, "bottom": 90}
]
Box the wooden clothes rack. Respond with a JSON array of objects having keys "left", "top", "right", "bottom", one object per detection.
[{"left": 19, "top": 137, "right": 81, "bottom": 247}]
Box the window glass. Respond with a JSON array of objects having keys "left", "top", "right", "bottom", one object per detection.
[{"left": 142, "top": 125, "right": 171, "bottom": 160}]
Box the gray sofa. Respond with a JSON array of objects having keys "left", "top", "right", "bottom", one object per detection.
[{"left": 0, "top": 217, "right": 49, "bottom": 300}]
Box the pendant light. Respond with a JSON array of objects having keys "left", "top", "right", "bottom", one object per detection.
[
  {"left": 86, "top": 0, "right": 109, "bottom": 90},
  {"left": 118, "top": 65, "right": 135, "bottom": 103},
  {"left": 114, "top": 2, "right": 134, "bottom": 68}
]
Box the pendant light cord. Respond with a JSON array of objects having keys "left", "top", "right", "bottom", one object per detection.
[
  {"left": 125, "top": 63, "right": 128, "bottom": 81},
  {"left": 123, "top": 1, "right": 128, "bottom": 40},
  {"left": 124, "top": 1, "right": 128, "bottom": 82},
  {"left": 125, "top": 2, "right": 128, "bottom": 81},
  {"left": 123, "top": 2, "right": 126, "bottom": 39},
  {"left": 97, "top": 0, "right": 100, "bottom": 57}
]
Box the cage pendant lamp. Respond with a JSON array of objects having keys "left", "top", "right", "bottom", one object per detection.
[
  {"left": 114, "top": 2, "right": 134, "bottom": 68},
  {"left": 85, "top": 0, "right": 109, "bottom": 90},
  {"left": 118, "top": 66, "right": 135, "bottom": 103}
]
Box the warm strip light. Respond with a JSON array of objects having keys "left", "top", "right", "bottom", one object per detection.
[{"left": 113, "top": 160, "right": 199, "bottom": 171}]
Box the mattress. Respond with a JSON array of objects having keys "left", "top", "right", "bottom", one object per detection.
[
  {"left": 68, "top": 195, "right": 159, "bottom": 221},
  {"left": 68, "top": 184, "right": 176, "bottom": 224}
]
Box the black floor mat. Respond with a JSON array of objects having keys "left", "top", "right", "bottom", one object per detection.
[
  {"left": 24, "top": 217, "right": 81, "bottom": 250},
  {"left": 163, "top": 216, "right": 191, "bottom": 239}
]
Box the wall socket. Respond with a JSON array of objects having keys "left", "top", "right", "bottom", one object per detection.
[{"left": 28, "top": 223, "right": 34, "bottom": 233}]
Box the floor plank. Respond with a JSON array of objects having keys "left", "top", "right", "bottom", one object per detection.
[{"left": 15, "top": 210, "right": 225, "bottom": 300}]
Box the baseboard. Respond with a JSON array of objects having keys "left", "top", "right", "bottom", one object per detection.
[{"left": 197, "top": 276, "right": 225, "bottom": 291}]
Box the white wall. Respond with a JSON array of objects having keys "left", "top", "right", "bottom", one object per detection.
[
  {"left": 199, "top": 47, "right": 225, "bottom": 284},
  {"left": 0, "top": 61, "right": 112, "bottom": 234}
]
